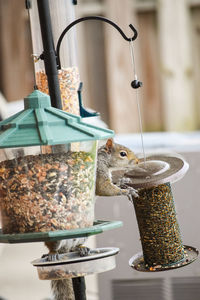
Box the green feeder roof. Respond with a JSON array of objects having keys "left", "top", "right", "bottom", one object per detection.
[{"left": 0, "top": 90, "right": 114, "bottom": 148}]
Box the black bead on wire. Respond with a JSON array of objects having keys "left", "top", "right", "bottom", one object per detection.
[{"left": 131, "top": 79, "right": 143, "bottom": 89}]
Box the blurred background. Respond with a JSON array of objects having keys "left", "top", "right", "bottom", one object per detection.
[
  {"left": 1, "top": 0, "right": 200, "bottom": 134},
  {"left": 1, "top": 0, "right": 200, "bottom": 300}
]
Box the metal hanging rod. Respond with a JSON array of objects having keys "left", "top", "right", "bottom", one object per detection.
[
  {"left": 37, "top": 0, "right": 62, "bottom": 109},
  {"left": 56, "top": 15, "right": 138, "bottom": 69}
]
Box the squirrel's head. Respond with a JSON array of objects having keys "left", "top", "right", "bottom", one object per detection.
[{"left": 104, "top": 138, "right": 139, "bottom": 167}]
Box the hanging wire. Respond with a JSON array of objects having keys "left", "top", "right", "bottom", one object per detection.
[{"left": 129, "top": 40, "right": 146, "bottom": 165}]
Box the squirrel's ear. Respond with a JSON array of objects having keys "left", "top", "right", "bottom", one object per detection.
[{"left": 105, "top": 138, "right": 114, "bottom": 153}]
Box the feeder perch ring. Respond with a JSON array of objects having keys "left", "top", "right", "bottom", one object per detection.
[
  {"left": 32, "top": 247, "right": 119, "bottom": 280},
  {"left": 129, "top": 245, "right": 198, "bottom": 272}
]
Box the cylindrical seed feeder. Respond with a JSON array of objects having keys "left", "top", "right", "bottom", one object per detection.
[
  {"left": 0, "top": 89, "right": 114, "bottom": 236},
  {"left": 28, "top": 0, "right": 80, "bottom": 115},
  {"left": 120, "top": 154, "right": 198, "bottom": 271}
]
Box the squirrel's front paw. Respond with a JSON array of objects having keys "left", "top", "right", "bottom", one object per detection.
[
  {"left": 127, "top": 187, "right": 139, "bottom": 198},
  {"left": 119, "top": 178, "right": 138, "bottom": 199},
  {"left": 76, "top": 245, "right": 91, "bottom": 257},
  {"left": 119, "top": 177, "right": 132, "bottom": 185}
]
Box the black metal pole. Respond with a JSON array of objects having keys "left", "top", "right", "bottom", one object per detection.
[
  {"left": 36, "top": 2, "right": 87, "bottom": 299},
  {"left": 37, "top": 0, "right": 62, "bottom": 109},
  {"left": 72, "top": 277, "right": 87, "bottom": 300}
]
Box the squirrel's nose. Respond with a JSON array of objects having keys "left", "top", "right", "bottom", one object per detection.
[
  {"left": 129, "top": 158, "right": 139, "bottom": 165},
  {"left": 135, "top": 158, "right": 139, "bottom": 164}
]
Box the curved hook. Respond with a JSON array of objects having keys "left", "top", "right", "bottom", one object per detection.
[{"left": 56, "top": 15, "right": 138, "bottom": 69}]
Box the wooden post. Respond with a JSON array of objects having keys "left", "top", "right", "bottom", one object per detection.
[
  {"left": 0, "top": 0, "right": 34, "bottom": 101},
  {"left": 104, "top": 0, "right": 140, "bottom": 133},
  {"left": 158, "top": 0, "right": 196, "bottom": 131},
  {"left": 75, "top": 18, "right": 110, "bottom": 124},
  {"left": 137, "top": 11, "right": 163, "bottom": 131}
]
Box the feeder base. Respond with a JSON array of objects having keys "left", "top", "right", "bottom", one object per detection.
[
  {"left": 129, "top": 245, "right": 198, "bottom": 272},
  {"left": 31, "top": 247, "right": 119, "bottom": 280}
]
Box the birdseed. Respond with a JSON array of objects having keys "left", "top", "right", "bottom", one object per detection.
[
  {"left": 133, "top": 183, "right": 185, "bottom": 267},
  {"left": 36, "top": 67, "right": 80, "bottom": 115},
  {"left": 0, "top": 151, "right": 96, "bottom": 234}
]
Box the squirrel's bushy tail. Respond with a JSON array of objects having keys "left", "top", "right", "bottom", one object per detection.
[{"left": 51, "top": 278, "right": 75, "bottom": 300}]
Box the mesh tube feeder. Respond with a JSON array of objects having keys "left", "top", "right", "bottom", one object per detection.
[{"left": 118, "top": 154, "right": 199, "bottom": 272}]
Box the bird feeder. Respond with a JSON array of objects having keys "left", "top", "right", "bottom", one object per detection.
[
  {"left": 121, "top": 154, "right": 199, "bottom": 271},
  {"left": 8, "top": 5, "right": 140, "bottom": 290},
  {"left": 28, "top": 0, "right": 82, "bottom": 115},
  {"left": 0, "top": 89, "right": 114, "bottom": 236}
]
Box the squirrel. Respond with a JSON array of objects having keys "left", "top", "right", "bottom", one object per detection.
[
  {"left": 96, "top": 138, "right": 139, "bottom": 198},
  {"left": 45, "top": 138, "right": 139, "bottom": 300}
]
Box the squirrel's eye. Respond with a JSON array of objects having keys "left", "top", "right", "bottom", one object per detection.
[{"left": 120, "top": 151, "right": 127, "bottom": 157}]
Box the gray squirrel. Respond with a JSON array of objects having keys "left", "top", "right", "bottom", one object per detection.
[
  {"left": 96, "top": 138, "right": 139, "bottom": 198},
  {"left": 45, "top": 138, "right": 139, "bottom": 300}
]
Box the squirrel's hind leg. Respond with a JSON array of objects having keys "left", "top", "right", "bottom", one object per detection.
[{"left": 43, "top": 241, "right": 61, "bottom": 261}]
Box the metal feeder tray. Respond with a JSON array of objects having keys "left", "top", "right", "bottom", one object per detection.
[
  {"left": 0, "top": 220, "right": 122, "bottom": 244},
  {"left": 129, "top": 245, "right": 198, "bottom": 272},
  {"left": 112, "top": 153, "right": 189, "bottom": 189},
  {"left": 32, "top": 247, "right": 119, "bottom": 280}
]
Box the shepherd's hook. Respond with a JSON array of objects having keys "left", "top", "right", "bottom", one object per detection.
[{"left": 56, "top": 15, "right": 138, "bottom": 69}]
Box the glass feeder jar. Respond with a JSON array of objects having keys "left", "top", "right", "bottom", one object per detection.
[
  {"left": 0, "top": 90, "right": 114, "bottom": 234},
  {"left": 29, "top": 0, "right": 80, "bottom": 115}
]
